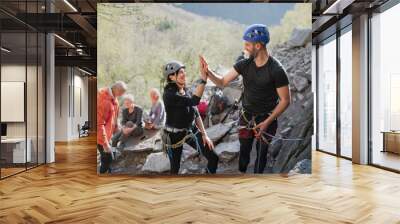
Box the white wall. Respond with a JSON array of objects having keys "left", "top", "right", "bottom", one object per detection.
[
  {"left": 1, "top": 63, "right": 46, "bottom": 164},
  {"left": 71, "top": 73, "right": 89, "bottom": 138},
  {"left": 54, "top": 67, "right": 69, "bottom": 141},
  {"left": 54, "top": 67, "right": 89, "bottom": 141},
  {"left": 0, "top": 65, "right": 39, "bottom": 137},
  {"left": 1, "top": 65, "right": 26, "bottom": 141},
  {"left": 312, "top": 45, "right": 316, "bottom": 151}
]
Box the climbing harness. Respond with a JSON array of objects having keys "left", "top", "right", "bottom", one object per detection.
[
  {"left": 161, "top": 127, "right": 211, "bottom": 173},
  {"left": 238, "top": 109, "right": 304, "bottom": 172},
  {"left": 238, "top": 109, "right": 304, "bottom": 144}
]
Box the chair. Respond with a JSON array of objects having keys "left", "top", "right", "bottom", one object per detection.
[{"left": 79, "top": 121, "right": 90, "bottom": 138}]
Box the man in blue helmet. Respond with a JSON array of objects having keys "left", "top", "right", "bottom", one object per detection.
[{"left": 200, "top": 24, "right": 291, "bottom": 174}]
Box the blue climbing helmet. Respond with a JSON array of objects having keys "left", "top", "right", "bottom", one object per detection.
[{"left": 242, "top": 24, "right": 270, "bottom": 45}]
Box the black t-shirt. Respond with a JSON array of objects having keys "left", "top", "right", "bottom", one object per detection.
[
  {"left": 233, "top": 56, "right": 289, "bottom": 115},
  {"left": 163, "top": 83, "right": 201, "bottom": 129}
]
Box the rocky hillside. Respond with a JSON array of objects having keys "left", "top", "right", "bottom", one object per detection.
[
  {"left": 98, "top": 3, "right": 311, "bottom": 109},
  {"left": 98, "top": 3, "right": 244, "bottom": 109},
  {"left": 269, "top": 28, "right": 313, "bottom": 174}
]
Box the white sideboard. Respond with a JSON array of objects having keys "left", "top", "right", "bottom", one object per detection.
[{"left": 1, "top": 138, "right": 32, "bottom": 163}]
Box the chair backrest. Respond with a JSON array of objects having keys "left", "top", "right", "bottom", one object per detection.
[{"left": 82, "top": 121, "right": 90, "bottom": 129}]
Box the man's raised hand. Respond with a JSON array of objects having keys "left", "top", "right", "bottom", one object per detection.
[
  {"left": 199, "top": 55, "right": 209, "bottom": 73},
  {"left": 199, "top": 55, "right": 208, "bottom": 80}
]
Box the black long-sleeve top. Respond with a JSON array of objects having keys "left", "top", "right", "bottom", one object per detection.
[
  {"left": 163, "top": 83, "right": 200, "bottom": 129},
  {"left": 121, "top": 106, "right": 143, "bottom": 127}
]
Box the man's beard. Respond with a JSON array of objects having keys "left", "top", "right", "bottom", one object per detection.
[
  {"left": 246, "top": 50, "right": 257, "bottom": 60},
  {"left": 243, "top": 50, "right": 250, "bottom": 59},
  {"left": 243, "top": 50, "right": 255, "bottom": 60}
]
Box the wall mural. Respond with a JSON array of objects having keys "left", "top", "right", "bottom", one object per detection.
[{"left": 97, "top": 3, "right": 312, "bottom": 175}]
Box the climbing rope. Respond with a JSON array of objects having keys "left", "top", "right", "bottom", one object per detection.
[
  {"left": 163, "top": 130, "right": 195, "bottom": 149},
  {"left": 238, "top": 110, "right": 303, "bottom": 173},
  {"left": 165, "top": 130, "right": 173, "bottom": 161},
  {"left": 162, "top": 129, "right": 211, "bottom": 174},
  {"left": 238, "top": 110, "right": 304, "bottom": 144}
]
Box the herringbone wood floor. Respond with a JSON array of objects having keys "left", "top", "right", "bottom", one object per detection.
[{"left": 0, "top": 135, "right": 399, "bottom": 224}]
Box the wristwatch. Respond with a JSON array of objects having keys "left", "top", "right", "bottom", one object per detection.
[{"left": 199, "top": 79, "right": 207, "bottom": 85}]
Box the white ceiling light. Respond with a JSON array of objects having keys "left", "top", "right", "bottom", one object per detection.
[
  {"left": 54, "top": 34, "right": 75, "bottom": 48},
  {"left": 63, "top": 0, "right": 78, "bottom": 12},
  {"left": 1, "top": 47, "right": 11, "bottom": 53},
  {"left": 78, "top": 67, "right": 92, "bottom": 76}
]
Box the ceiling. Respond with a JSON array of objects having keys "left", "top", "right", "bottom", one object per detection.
[
  {"left": 311, "top": 0, "right": 391, "bottom": 43},
  {"left": 0, "top": 0, "right": 97, "bottom": 75},
  {"left": 1, "top": 0, "right": 396, "bottom": 75}
]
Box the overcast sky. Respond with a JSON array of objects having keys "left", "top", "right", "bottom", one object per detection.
[{"left": 176, "top": 3, "right": 295, "bottom": 27}]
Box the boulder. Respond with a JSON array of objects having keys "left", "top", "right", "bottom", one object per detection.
[
  {"left": 181, "top": 169, "right": 189, "bottom": 175},
  {"left": 222, "top": 85, "right": 242, "bottom": 105},
  {"left": 153, "top": 138, "right": 163, "bottom": 152},
  {"left": 302, "top": 98, "right": 313, "bottom": 109},
  {"left": 180, "top": 159, "right": 206, "bottom": 174},
  {"left": 205, "top": 121, "right": 235, "bottom": 142},
  {"left": 297, "top": 93, "right": 304, "bottom": 101},
  {"left": 288, "top": 28, "right": 312, "bottom": 47},
  {"left": 292, "top": 76, "right": 309, "bottom": 92},
  {"left": 182, "top": 143, "right": 198, "bottom": 161},
  {"left": 142, "top": 152, "right": 170, "bottom": 173},
  {"left": 124, "top": 129, "right": 161, "bottom": 152},
  {"left": 111, "top": 147, "right": 122, "bottom": 160},
  {"left": 280, "top": 127, "right": 292, "bottom": 135},
  {"left": 289, "top": 159, "right": 311, "bottom": 174},
  {"left": 226, "top": 133, "right": 239, "bottom": 142},
  {"left": 213, "top": 140, "right": 240, "bottom": 163}
]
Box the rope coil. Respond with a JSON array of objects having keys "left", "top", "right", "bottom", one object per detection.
[{"left": 162, "top": 129, "right": 211, "bottom": 173}]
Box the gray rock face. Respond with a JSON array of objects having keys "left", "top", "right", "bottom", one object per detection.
[
  {"left": 142, "top": 152, "right": 170, "bottom": 173},
  {"left": 182, "top": 143, "right": 198, "bottom": 161},
  {"left": 222, "top": 85, "right": 242, "bottom": 105},
  {"left": 288, "top": 28, "right": 312, "bottom": 47},
  {"left": 224, "top": 133, "right": 239, "bottom": 142},
  {"left": 289, "top": 159, "right": 311, "bottom": 174},
  {"left": 213, "top": 140, "right": 240, "bottom": 163},
  {"left": 124, "top": 131, "right": 161, "bottom": 152},
  {"left": 110, "top": 129, "right": 162, "bottom": 174},
  {"left": 205, "top": 121, "right": 235, "bottom": 142},
  {"left": 267, "top": 35, "right": 312, "bottom": 174},
  {"left": 292, "top": 76, "right": 309, "bottom": 92}
]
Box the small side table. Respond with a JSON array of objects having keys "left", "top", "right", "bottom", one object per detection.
[{"left": 381, "top": 131, "right": 400, "bottom": 154}]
